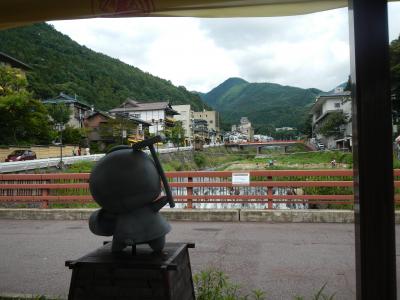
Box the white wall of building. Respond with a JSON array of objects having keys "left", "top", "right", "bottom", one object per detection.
[
  {"left": 312, "top": 95, "right": 352, "bottom": 149},
  {"left": 172, "top": 105, "right": 192, "bottom": 141},
  {"left": 128, "top": 110, "right": 165, "bottom": 134}
]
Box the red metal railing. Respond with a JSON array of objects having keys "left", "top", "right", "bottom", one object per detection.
[{"left": 1, "top": 170, "right": 400, "bottom": 209}]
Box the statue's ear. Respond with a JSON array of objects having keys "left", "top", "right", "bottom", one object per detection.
[{"left": 89, "top": 208, "right": 116, "bottom": 236}]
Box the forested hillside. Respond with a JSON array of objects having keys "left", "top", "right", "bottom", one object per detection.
[
  {"left": 201, "top": 77, "right": 321, "bottom": 133},
  {"left": 0, "top": 23, "right": 206, "bottom": 111}
]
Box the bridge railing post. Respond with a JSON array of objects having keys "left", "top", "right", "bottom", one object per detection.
[
  {"left": 187, "top": 176, "right": 193, "bottom": 209},
  {"left": 267, "top": 175, "right": 273, "bottom": 209},
  {"left": 40, "top": 180, "right": 49, "bottom": 209}
]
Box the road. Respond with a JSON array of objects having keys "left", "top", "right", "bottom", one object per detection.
[
  {"left": 0, "top": 144, "right": 223, "bottom": 173},
  {"left": 0, "top": 220, "right": 398, "bottom": 299}
]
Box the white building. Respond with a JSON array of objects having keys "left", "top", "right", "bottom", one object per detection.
[
  {"left": 172, "top": 104, "right": 193, "bottom": 145},
  {"left": 310, "top": 87, "right": 352, "bottom": 149},
  {"left": 109, "top": 99, "right": 179, "bottom": 135},
  {"left": 238, "top": 117, "right": 254, "bottom": 142}
]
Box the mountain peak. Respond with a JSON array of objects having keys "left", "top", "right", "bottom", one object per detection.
[
  {"left": 224, "top": 77, "right": 248, "bottom": 85},
  {"left": 200, "top": 77, "right": 323, "bottom": 131}
]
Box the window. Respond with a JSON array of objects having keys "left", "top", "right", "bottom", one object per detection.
[
  {"left": 131, "top": 113, "right": 141, "bottom": 119},
  {"left": 334, "top": 102, "right": 340, "bottom": 108}
]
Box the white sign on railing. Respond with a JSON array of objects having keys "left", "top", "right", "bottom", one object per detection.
[{"left": 232, "top": 172, "right": 250, "bottom": 185}]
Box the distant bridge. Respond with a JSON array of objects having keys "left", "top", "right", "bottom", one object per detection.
[{"left": 225, "top": 140, "right": 314, "bottom": 153}]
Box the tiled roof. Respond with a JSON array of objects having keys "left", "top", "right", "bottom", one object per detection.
[
  {"left": 42, "top": 92, "right": 92, "bottom": 109},
  {"left": 318, "top": 90, "right": 351, "bottom": 97},
  {"left": 86, "top": 110, "right": 111, "bottom": 119},
  {"left": 310, "top": 90, "right": 351, "bottom": 114},
  {"left": 110, "top": 99, "right": 179, "bottom": 114},
  {"left": 0, "top": 52, "right": 31, "bottom": 70}
]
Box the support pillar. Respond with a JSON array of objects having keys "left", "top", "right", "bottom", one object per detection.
[{"left": 349, "top": 0, "right": 396, "bottom": 298}]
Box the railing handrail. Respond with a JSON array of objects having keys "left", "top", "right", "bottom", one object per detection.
[{"left": 1, "top": 170, "right": 400, "bottom": 209}]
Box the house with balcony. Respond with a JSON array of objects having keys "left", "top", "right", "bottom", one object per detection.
[
  {"left": 84, "top": 110, "right": 151, "bottom": 151},
  {"left": 193, "top": 119, "right": 209, "bottom": 143},
  {"left": 42, "top": 92, "right": 93, "bottom": 129},
  {"left": 310, "top": 86, "right": 352, "bottom": 149},
  {"left": 193, "top": 110, "right": 221, "bottom": 143},
  {"left": 109, "top": 99, "right": 179, "bottom": 135}
]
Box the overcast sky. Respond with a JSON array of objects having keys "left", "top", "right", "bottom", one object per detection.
[{"left": 50, "top": 3, "right": 400, "bottom": 93}]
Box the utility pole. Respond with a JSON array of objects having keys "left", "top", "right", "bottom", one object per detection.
[{"left": 56, "top": 123, "right": 64, "bottom": 169}]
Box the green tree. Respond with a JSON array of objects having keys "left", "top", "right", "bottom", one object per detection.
[
  {"left": 0, "top": 90, "right": 53, "bottom": 145},
  {"left": 62, "top": 125, "right": 85, "bottom": 144},
  {"left": 98, "top": 116, "right": 139, "bottom": 145},
  {"left": 47, "top": 103, "right": 70, "bottom": 125},
  {"left": 166, "top": 121, "right": 185, "bottom": 146},
  {"left": 316, "top": 112, "right": 347, "bottom": 138},
  {"left": 297, "top": 114, "right": 312, "bottom": 137},
  {"left": 0, "top": 65, "right": 27, "bottom": 95},
  {"left": 0, "top": 65, "right": 53, "bottom": 145}
]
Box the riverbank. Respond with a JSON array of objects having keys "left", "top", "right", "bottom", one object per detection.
[{"left": 64, "top": 146, "right": 256, "bottom": 172}]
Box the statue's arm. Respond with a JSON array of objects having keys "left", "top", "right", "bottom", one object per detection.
[
  {"left": 150, "top": 196, "right": 169, "bottom": 212},
  {"left": 89, "top": 208, "right": 117, "bottom": 236}
]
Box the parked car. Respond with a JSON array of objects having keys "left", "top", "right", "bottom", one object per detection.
[
  {"left": 317, "top": 143, "right": 325, "bottom": 150},
  {"left": 5, "top": 150, "right": 37, "bottom": 162}
]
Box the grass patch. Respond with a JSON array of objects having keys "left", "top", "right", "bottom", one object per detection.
[
  {"left": 65, "top": 161, "right": 95, "bottom": 173},
  {"left": 194, "top": 268, "right": 336, "bottom": 300},
  {"left": 251, "top": 150, "right": 353, "bottom": 167}
]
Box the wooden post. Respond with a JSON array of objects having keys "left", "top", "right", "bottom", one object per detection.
[
  {"left": 187, "top": 176, "right": 193, "bottom": 209},
  {"left": 267, "top": 176, "right": 273, "bottom": 209},
  {"left": 40, "top": 180, "right": 50, "bottom": 208},
  {"left": 41, "top": 187, "right": 49, "bottom": 209},
  {"left": 349, "top": 0, "right": 396, "bottom": 298}
]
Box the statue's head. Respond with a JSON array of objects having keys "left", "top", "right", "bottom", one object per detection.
[{"left": 89, "top": 148, "right": 161, "bottom": 213}]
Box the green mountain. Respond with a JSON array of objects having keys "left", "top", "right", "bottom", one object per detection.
[
  {"left": 201, "top": 77, "right": 322, "bottom": 133},
  {"left": 0, "top": 23, "right": 206, "bottom": 111}
]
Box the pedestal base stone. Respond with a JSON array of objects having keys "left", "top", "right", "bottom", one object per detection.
[{"left": 66, "top": 242, "right": 195, "bottom": 300}]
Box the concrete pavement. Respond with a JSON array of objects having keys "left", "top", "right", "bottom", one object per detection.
[{"left": 0, "top": 220, "right": 396, "bottom": 299}]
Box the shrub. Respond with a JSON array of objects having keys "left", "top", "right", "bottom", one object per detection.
[
  {"left": 193, "top": 268, "right": 265, "bottom": 300},
  {"left": 194, "top": 152, "right": 207, "bottom": 168}
]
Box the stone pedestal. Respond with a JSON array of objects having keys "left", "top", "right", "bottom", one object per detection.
[{"left": 66, "top": 242, "right": 195, "bottom": 300}]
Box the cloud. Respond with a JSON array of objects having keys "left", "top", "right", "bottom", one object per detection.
[
  {"left": 51, "top": 18, "right": 239, "bottom": 92},
  {"left": 50, "top": 4, "right": 400, "bottom": 93},
  {"left": 198, "top": 8, "right": 350, "bottom": 90}
]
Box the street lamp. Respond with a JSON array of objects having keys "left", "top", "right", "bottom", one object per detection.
[{"left": 55, "top": 123, "right": 65, "bottom": 169}]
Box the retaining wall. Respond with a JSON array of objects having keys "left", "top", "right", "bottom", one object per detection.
[
  {"left": 2, "top": 208, "right": 399, "bottom": 223},
  {"left": 0, "top": 145, "right": 77, "bottom": 161}
]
